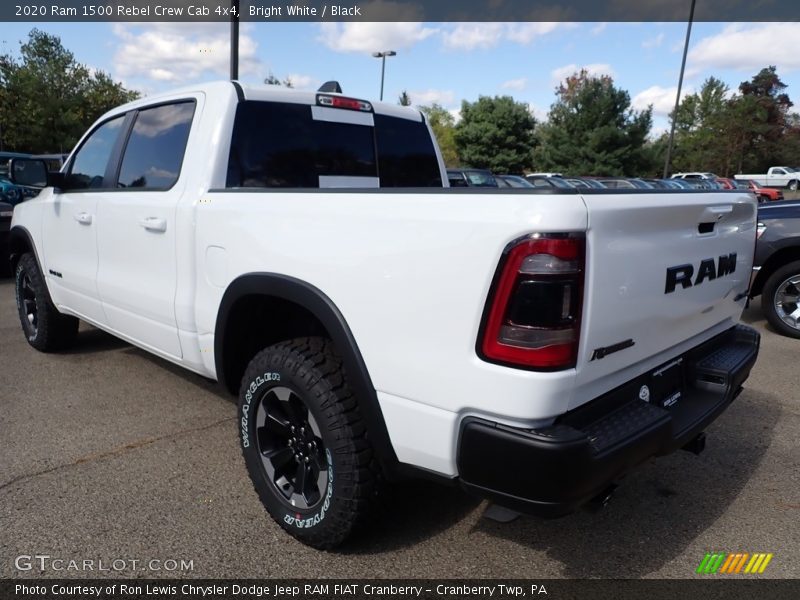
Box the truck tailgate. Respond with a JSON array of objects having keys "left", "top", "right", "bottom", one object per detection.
[{"left": 572, "top": 191, "right": 756, "bottom": 409}]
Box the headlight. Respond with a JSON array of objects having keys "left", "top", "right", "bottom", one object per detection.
[
  {"left": 756, "top": 222, "right": 766, "bottom": 239},
  {"left": 0, "top": 210, "right": 12, "bottom": 218}
]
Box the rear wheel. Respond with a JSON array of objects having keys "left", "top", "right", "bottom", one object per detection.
[
  {"left": 14, "top": 253, "right": 78, "bottom": 351},
  {"left": 762, "top": 260, "right": 800, "bottom": 339},
  {"left": 238, "top": 337, "right": 378, "bottom": 549},
  {"left": 789, "top": 180, "right": 798, "bottom": 192}
]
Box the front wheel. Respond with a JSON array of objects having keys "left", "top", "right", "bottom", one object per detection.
[
  {"left": 238, "top": 337, "right": 378, "bottom": 549},
  {"left": 14, "top": 253, "right": 79, "bottom": 351},
  {"left": 762, "top": 260, "right": 800, "bottom": 339},
  {"left": 789, "top": 180, "right": 798, "bottom": 192}
]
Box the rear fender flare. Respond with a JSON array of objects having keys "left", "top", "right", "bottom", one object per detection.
[{"left": 214, "top": 273, "right": 399, "bottom": 470}]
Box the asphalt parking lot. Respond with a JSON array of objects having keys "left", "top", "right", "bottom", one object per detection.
[{"left": 0, "top": 277, "right": 797, "bottom": 579}]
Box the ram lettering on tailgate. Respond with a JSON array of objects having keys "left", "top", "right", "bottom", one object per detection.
[{"left": 665, "top": 253, "right": 737, "bottom": 294}]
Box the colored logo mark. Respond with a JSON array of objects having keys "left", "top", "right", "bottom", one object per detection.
[{"left": 696, "top": 552, "right": 773, "bottom": 574}]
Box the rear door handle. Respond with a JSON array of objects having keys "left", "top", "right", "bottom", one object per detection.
[
  {"left": 73, "top": 212, "right": 93, "bottom": 225},
  {"left": 139, "top": 217, "right": 167, "bottom": 232}
]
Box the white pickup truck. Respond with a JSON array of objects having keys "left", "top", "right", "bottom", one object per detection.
[
  {"left": 8, "top": 81, "right": 760, "bottom": 549},
  {"left": 735, "top": 166, "right": 800, "bottom": 191}
]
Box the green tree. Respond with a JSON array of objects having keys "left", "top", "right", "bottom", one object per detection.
[
  {"left": 670, "top": 77, "right": 732, "bottom": 174},
  {"left": 398, "top": 90, "right": 411, "bottom": 106},
  {"left": 673, "top": 67, "right": 798, "bottom": 175},
  {"left": 535, "top": 69, "right": 653, "bottom": 176},
  {"left": 264, "top": 72, "right": 294, "bottom": 87},
  {"left": 454, "top": 96, "right": 535, "bottom": 173},
  {"left": 0, "top": 29, "right": 138, "bottom": 153},
  {"left": 419, "top": 103, "right": 459, "bottom": 167},
  {"left": 778, "top": 112, "right": 800, "bottom": 169},
  {"left": 737, "top": 66, "right": 793, "bottom": 172}
]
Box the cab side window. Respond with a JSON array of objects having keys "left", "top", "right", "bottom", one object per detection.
[
  {"left": 117, "top": 102, "right": 195, "bottom": 190},
  {"left": 67, "top": 116, "right": 126, "bottom": 190}
]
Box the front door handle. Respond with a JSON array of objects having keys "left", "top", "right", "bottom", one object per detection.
[
  {"left": 139, "top": 217, "right": 167, "bottom": 233},
  {"left": 74, "top": 212, "right": 93, "bottom": 225}
]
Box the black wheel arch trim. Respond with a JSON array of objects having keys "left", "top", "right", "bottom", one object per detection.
[
  {"left": 214, "top": 272, "right": 400, "bottom": 472},
  {"left": 9, "top": 225, "right": 44, "bottom": 275}
]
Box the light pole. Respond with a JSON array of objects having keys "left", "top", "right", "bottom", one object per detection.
[
  {"left": 663, "top": 0, "right": 697, "bottom": 178},
  {"left": 230, "top": 0, "right": 240, "bottom": 80},
  {"left": 372, "top": 50, "right": 396, "bottom": 101}
]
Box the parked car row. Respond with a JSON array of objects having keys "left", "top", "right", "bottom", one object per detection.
[
  {"left": 445, "top": 168, "right": 788, "bottom": 202},
  {"left": 447, "top": 169, "right": 783, "bottom": 202}
]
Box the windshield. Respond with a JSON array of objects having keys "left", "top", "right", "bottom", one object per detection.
[
  {"left": 465, "top": 171, "right": 497, "bottom": 187},
  {"left": 502, "top": 175, "right": 534, "bottom": 188}
]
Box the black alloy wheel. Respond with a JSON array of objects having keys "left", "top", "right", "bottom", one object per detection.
[
  {"left": 255, "top": 385, "right": 329, "bottom": 509},
  {"left": 19, "top": 269, "right": 39, "bottom": 338}
]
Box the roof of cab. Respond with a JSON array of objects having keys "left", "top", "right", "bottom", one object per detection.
[{"left": 100, "top": 80, "right": 423, "bottom": 122}]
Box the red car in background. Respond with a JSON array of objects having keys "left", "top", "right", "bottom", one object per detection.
[
  {"left": 714, "top": 177, "right": 737, "bottom": 190},
  {"left": 744, "top": 179, "right": 784, "bottom": 202}
]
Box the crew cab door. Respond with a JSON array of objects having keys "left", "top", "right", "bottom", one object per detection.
[
  {"left": 41, "top": 114, "right": 129, "bottom": 325},
  {"left": 95, "top": 100, "right": 197, "bottom": 359}
]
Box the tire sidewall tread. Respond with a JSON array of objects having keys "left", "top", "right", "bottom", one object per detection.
[{"left": 238, "top": 337, "right": 376, "bottom": 549}]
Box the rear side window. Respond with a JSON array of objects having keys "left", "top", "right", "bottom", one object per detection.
[
  {"left": 374, "top": 114, "right": 441, "bottom": 187},
  {"left": 117, "top": 101, "right": 195, "bottom": 190},
  {"left": 227, "top": 101, "right": 442, "bottom": 188},
  {"left": 67, "top": 116, "right": 126, "bottom": 189}
]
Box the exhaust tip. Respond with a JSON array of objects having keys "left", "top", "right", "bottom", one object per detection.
[
  {"left": 483, "top": 504, "right": 522, "bottom": 523},
  {"left": 682, "top": 432, "right": 707, "bottom": 455},
  {"left": 587, "top": 484, "right": 618, "bottom": 511}
]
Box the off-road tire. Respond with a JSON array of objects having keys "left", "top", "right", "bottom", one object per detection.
[
  {"left": 238, "top": 337, "right": 378, "bottom": 549},
  {"left": 14, "top": 253, "right": 79, "bottom": 351},
  {"left": 762, "top": 260, "right": 800, "bottom": 339}
]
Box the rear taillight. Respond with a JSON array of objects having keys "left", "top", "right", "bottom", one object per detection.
[{"left": 480, "top": 234, "right": 585, "bottom": 370}]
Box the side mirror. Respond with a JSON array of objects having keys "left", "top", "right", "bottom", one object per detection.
[{"left": 9, "top": 158, "right": 49, "bottom": 188}]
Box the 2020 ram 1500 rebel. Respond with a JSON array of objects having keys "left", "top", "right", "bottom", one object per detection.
[{"left": 8, "top": 81, "right": 760, "bottom": 549}]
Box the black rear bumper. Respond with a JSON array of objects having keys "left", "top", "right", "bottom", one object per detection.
[{"left": 457, "top": 324, "right": 760, "bottom": 516}]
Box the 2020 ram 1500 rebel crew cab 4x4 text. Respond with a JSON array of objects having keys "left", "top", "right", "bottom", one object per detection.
[{"left": 8, "top": 81, "right": 760, "bottom": 549}]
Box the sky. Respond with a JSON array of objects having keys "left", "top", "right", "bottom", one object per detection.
[{"left": 3, "top": 21, "right": 800, "bottom": 134}]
